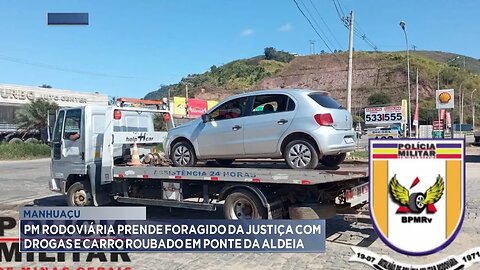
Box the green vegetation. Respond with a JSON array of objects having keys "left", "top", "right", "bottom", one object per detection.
[
  {"left": 368, "top": 92, "right": 392, "bottom": 106},
  {"left": 144, "top": 47, "right": 292, "bottom": 100},
  {"left": 264, "top": 47, "right": 295, "bottom": 63},
  {"left": 0, "top": 143, "right": 51, "bottom": 160},
  {"left": 15, "top": 98, "right": 58, "bottom": 141},
  {"left": 350, "top": 150, "right": 368, "bottom": 159}
]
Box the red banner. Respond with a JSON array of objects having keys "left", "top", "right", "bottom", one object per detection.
[
  {"left": 440, "top": 109, "right": 446, "bottom": 120},
  {"left": 445, "top": 111, "right": 451, "bottom": 128},
  {"left": 187, "top": 98, "right": 208, "bottom": 118},
  {"left": 413, "top": 103, "right": 419, "bottom": 126}
]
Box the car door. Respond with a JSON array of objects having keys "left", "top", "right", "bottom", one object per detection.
[
  {"left": 243, "top": 94, "right": 296, "bottom": 155},
  {"left": 51, "top": 108, "right": 85, "bottom": 181},
  {"left": 196, "top": 97, "right": 248, "bottom": 158}
]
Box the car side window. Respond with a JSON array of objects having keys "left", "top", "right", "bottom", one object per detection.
[
  {"left": 210, "top": 97, "right": 248, "bottom": 121},
  {"left": 252, "top": 94, "right": 292, "bottom": 115},
  {"left": 63, "top": 109, "right": 82, "bottom": 140}
]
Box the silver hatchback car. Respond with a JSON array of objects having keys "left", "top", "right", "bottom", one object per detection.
[{"left": 164, "top": 89, "right": 357, "bottom": 169}]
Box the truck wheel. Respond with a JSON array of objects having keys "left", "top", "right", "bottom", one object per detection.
[
  {"left": 319, "top": 153, "right": 346, "bottom": 167},
  {"left": 8, "top": 138, "right": 23, "bottom": 144},
  {"left": 216, "top": 159, "right": 235, "bottom": 166},
  {"left": 224, "top": 190, "right": 267, "bottom": 220},
  {"left": 284, "top": 140, "right": 319, "bottom": 169},
  {"left": 408, "top": 192, "right": 426, "bottom": 213},
  {"left": 66, "top": 181, "right": 93, "bottom": 207},
  {"left": 289, "top": 203, "right": 336, "bottom": 219},
  {"left": 25, "top": 138, "right": 39, "bottom": 144},
  {"left": 170, "top": 141, "right": 197, "bottom": 167}
]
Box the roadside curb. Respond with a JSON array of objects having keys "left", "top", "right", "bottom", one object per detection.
[{"left": 0, "top": 158, "right": 50, "bottom": 164}]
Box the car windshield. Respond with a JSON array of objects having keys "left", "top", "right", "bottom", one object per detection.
[{"left": 308, "top": 92, "right": 343, "bottom": 109}]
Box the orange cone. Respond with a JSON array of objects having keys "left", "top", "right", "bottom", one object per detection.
[{"left": 129, "top": 142, "right": 142, "bottom": 166}]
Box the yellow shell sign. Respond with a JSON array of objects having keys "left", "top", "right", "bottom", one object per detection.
[
  {"left": 438, "top": 92, "right": 451, "bottom": 104},
  {"left": 435, "top": 89, "right": 454, "bottom": 109}
]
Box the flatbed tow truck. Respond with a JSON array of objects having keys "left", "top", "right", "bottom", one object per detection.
[{"left": 49, "top": 106, "right": 368, "bottom": 220}]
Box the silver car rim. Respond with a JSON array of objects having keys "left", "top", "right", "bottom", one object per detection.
[
  {"left": 229, "top": 198, "right": 255, "bottom": 219},
  {"left": 174, "top": 145, "right": 191, "bottom": 166},
  {"left": 288, "top": 143, "right": 312, "bottom": 168},
  {"left": 73, "top": 190, "right": 90, "bottom": 206}
]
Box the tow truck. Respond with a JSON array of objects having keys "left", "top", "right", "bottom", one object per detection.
[{"left": 48, "top": 105, "right": 368, "bottom": 220}]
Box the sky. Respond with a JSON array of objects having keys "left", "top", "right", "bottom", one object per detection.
[{"left": 0, "top": 0, "right": 478, "bottom": 98}]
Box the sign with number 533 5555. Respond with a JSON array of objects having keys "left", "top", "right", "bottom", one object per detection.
[{"left": 364, "top": 106, "right": 403, "bottom": 125}]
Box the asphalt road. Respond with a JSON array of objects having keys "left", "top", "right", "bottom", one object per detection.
[
  {"left": 0, "top": 158, "right": 51, "bottom": 204},
  {"left": 0, "top": 148, "right": 479, "bottom": 269}
]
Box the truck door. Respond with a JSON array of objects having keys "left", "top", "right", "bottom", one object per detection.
[{"left": 51, "top": 108, "right": 85, "bottom": 180}]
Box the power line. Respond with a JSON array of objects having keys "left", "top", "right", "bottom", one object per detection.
[
  {"left": 292, "top": 0, "right": 347, "bottom": 65},
  {"left": 332, "top": 0, "right": 379, "bottom": 52},
  {"left": 299, "top": 0, "right": 337, "bottom": 52},
  {"left": 307, "top": 0, "right": 343, "bottom": 50},
  {"left": 0, "top": 53, "right": 135, "bottom": 79},
  {"left": 292, "top": 0, "right": 335, "bottom": 54}
]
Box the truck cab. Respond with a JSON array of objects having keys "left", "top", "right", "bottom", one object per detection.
[{"left": 49, "top": 105, "right": 167, "bottom": 206}]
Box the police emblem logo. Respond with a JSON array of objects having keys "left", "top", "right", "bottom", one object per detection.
[{"left": 369, "top": 139, "right": 465, "bottom": 255}]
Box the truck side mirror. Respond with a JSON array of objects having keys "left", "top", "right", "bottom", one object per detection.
[{"left": 201, "top": 113, "right": 211, "bottom": 123}]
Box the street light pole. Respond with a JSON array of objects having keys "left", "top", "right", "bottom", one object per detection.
[
  {"left": 400, "top": 21, "right": 411, "bottom": 137},
  {"left": 472, "top": 89, "right": 478, "bottom": 129}
]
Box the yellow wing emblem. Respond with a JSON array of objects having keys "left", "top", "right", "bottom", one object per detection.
[
  {"left": 389, "top": 174, "right": 409, "bottom": 206},
  {"left": 423, "top": 175, "right": 444, "bottom": 205}
]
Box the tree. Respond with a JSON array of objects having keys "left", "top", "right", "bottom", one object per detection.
[
  {"left": 368, "top": 92, "right": 391, "bottom": 106},
  {"left": 39, "top": 84, "right": 52, "bottom": 88},
  {"left": 15, "top": 98, "right": 59, "bottom": 141},
  {"left": 264, "top": 47, "right": 276, "bottom": 60}
]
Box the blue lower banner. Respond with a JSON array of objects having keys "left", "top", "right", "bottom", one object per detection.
[{"left": 20, "top": 219, "right": 325, "bottom": 253}]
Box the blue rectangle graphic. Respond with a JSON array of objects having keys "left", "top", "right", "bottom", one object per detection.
[
  {"left": 47, "top": 13, "right": 89, "bottom": 25},
  {"left": 20, "top": 219, "right": 326, "bottom": 253}
]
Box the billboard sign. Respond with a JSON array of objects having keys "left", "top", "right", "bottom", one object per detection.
[
  {"left": 365, "top": 106, "right": 403, "bottom": 125},
  {"left": 187, "top": 98, "right": 208, "bottom": 118}
]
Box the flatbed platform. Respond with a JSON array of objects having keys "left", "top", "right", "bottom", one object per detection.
[{"left": 112, "top": 163, "right": 368, "bottom": 185}]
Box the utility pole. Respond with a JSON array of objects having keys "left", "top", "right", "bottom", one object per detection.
[
  {"left": 415, "top": 68, "right": 419, "bottom": 138},
  {"left": 309, "top": 40, "right": 316, "bottom": 55},
  {"left": 472, "top": 89, "right": 477, "bottom": 129},
  {"left": 346, "top": 10, "right": 354, "bottom": 113},
  {"left": 185, "top": 83, "right": 189, "bottom": 117}
]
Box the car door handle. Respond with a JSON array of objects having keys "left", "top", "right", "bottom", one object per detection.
[
  {"left": 277, "top": 119, "right": 288, "bottom": 125},
  {"left": 232, "top": 125, "right": 242, "bottom": 131}
]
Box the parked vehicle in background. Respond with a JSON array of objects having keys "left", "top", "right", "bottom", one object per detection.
[
  {"left": 474, "top": 129, "right": 480, "bottom": 145},
  {"left": 165, "top": 89, "right": 357, "bottom": 169}
]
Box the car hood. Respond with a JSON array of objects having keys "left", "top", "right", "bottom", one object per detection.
[{"left": 169, "top": 118, "right": 201, "bottom": 132}]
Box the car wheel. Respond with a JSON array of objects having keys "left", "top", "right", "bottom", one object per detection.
[
  {"left": 66, "top": 181, "right": 93, "bottom": 207},
  {"left": 408, "top": 192, "right": 426, "bottom": 213},
  {"left": 224, "top": 190, "right": 267, "bottom": 220},
  {"left": 320, "top": 153, "right": 347, "bottom": 167},
  {"left": 171, "top": 141, "right": 197, "bottom": 167},
  {"left": 284, "top": 139, "right": 319, "bottom": 169},
  {"left": 216, "top": 159, "right": 235, "bottom": 166}
]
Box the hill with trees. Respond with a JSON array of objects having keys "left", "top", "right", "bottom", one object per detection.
[{"left": 144, "top": 48, "right": 480, "bottom": 125}]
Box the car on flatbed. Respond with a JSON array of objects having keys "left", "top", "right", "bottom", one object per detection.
[
  {"left": 164, "top": 89, "right": 357, "bottom": 170},
  {"left": 48, "top": 105, "right": 368, "bottom": 220}
]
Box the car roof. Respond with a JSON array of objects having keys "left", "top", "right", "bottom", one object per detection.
[{"left": 223, "top": 88, "right": 328, "bottom": 100}]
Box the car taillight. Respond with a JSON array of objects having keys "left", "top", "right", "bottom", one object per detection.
[
  {"left": 114, "top": 109, "right": 122, "bottom": 120},
  {"left": 314, "top": 113, "right": 333, "bottom": 126}
]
